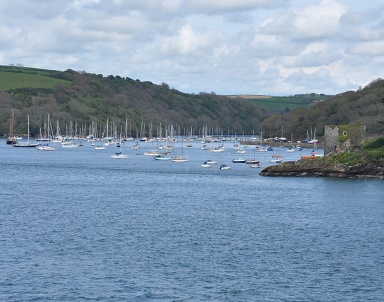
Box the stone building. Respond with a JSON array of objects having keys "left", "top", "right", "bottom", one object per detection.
[{"left": 324, "top": 124, "right": 366, "bottom": 155}]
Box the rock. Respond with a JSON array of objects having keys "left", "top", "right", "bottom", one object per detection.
[{"left": 260, "top": 160, "right": 384, "bottom": 179}]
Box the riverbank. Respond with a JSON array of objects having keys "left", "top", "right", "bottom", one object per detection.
[{"left": 260, "top": 159, "right": 384, "bottom": 179}]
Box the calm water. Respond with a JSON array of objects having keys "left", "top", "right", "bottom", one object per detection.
[{"left": 0, "top": 139, "right": 383, "bottom": 301}]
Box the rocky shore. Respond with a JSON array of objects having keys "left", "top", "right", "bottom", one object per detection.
[{"left": 260, "top": 160, "right": 384, "bottom": 179}]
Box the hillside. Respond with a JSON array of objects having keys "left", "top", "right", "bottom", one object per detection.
[
  {"left": 229, "top": 94, "right": 329, "bottom": 112},
  {"left": 0, "top": 65, "right": 72, "bottom": 90},
  {"left": 0, "top": 66, "right": 267, "bottom": 137},
  {"left": 258, "top": 79, "right": 384, "bottom": 141},
  {"left": 0, "top": 65, "right": 383, "bottom": 140}
]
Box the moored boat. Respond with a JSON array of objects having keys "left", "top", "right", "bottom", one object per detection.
[
  {"left": 154, "top": 154, "right": 171, "bottom": 161},
  {"left": 219, "top": 164, "right": 231, "bottom": 170},
  {"left": 232, "top": 158, "right": 246, "bottom": 163},
  {"left": 111, "top": 152, "right": 128, "bottom": 159},
  {"left": 171, "top": 156, "right": 188, "bottom": 162},
  {"left": 205, "top": 160, "right": 217, "bottom": 165},
  {"left": 201, "top": 162, "right": 212, "bottom": 168},
  {"left": 12, "top": 115, "right": 39, "bottom": 148},
  {"left": 36, "top": 144, "right": 55, "bottom": 151}
]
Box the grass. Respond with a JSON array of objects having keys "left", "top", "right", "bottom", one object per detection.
[
  {"left": 229, "top": 94, "right": 329, "bottom": 110},
  {"left": 0, "top": 65, "right": 72, "bottom": 90}
]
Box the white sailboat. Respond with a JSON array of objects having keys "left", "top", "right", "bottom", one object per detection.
[{"left": 172, "top": 141, "right": 188, "bottom": 162}]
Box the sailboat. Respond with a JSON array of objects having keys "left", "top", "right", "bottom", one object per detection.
[
  {"left": 245, "top": 148, "right": 260, "bottom": 165},
  {"left": 13, "top": 115, "right": 39, "bottom": 148},
  {"left": 286, "top": 134, "right": 296, "bottom": 152},
  {"left": 6, "top": 109, "right": 17, "bottom": 145},
  {"left": 171, "top": 140, "right": 188, "bottom": 162}
]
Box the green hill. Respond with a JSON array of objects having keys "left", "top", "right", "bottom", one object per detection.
[
  {"left": 0, "top": 65, "right": 72, "bottom": 90},
  {"left": 229, "top": 94, "right": 329, "bottom": 112}
]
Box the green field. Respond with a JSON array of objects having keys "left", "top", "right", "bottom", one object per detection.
[
  {"left": 230, "top": 94, "right": 329, "bottom": 111},
  {"left": 0, "top": 65, "right": 72, "bottom": 90}
]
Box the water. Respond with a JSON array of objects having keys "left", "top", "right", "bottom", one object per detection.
[{"left": 1, "top": 139, "right": 383, "bottom": 301}]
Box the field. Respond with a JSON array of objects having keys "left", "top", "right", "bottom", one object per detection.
[
  {"left": 0, "top": 65, "right": 72, "bottom": 90},
  {"left": 229, "top": 94, "right": 328, "bottom": 110}
]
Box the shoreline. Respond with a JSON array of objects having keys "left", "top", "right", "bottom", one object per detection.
[{"left": 260, "top": 161, "right": 384, "bottom": 179}]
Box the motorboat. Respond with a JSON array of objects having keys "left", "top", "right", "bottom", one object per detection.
[
  {"left": 36, "top": 145, "right": 55, "bottom": 151},
  {"left": 232, "top": 158, "right": 246, "bottom": 163},
  {"left": 201, "top": 162, "right": 212, "bottom": 168},
  {"left": 111, "top": 152, "right": 128, "bottom": 159},
  {"left": 154, "top": 154, "right": 171, "bottom": 161},
  {"left": 219, "top": 164, "right": 231, "bottom": 170},
  {"left": 205, "top": 160, "right": 217, "bottom": 165}
]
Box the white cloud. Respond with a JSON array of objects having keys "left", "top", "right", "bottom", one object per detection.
[
  {"left": 293, "top": 0, "right": 348, "bottom": 40},
  {"left": 348, "top": 41, "right": 384, "bottom": 56}
]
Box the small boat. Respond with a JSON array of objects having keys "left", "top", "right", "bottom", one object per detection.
[
  {"left": 95, "top": 145, "right": 106, "bottom": 150},
  {"left": 111, "top": 152, "right": 127, "bottom": 159},
  {"left": 144, "top": 150, "right": 165, "bottom": 156},
  {"left": 245, "top": 159, "right": 259, "bottom": 165},
  {"left": 62, "top": 141, "right": 78, "bottom": 148},
  {"left": 250, "top": 164, "right": 260, "bottom": 168},
  {"left": 154, "top": 154, "right": 171, "bottom": 161},
  {"left": 210, "top": 145, "right": 226, "bottom": 152},
  {"left": 236, "top": 149, "right": 246, "bottom": 154},
  {"left": 36, "top": 145, "right": 55, "bottom": 151},
  {"left": 255, "top": 147, "right": 268, "bottom": 152},
  {"left": 201, "top": 162, "right": 212, "bottom": 168},
  {"left": 232, "top": 158, "right": 246, "bottom": 163},
  {"left": 219, "top": 164, "right": 231, "bottom": 170},
  {"left": 131, "top": 142, "right": 140, "bottom": 150},
  {"left": 205, "top": 160, "right": 217, "bottom": 165},
  {"left": 172, "top": 141, "right": 188, "bottom": 162},
  {"left": 269, "top": 158, "right": 282, "bottom": 163},
  {"left": 171, "top": 156, "right": 189, "bottom": 162}
]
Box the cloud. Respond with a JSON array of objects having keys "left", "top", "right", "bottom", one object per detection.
[
  {"left": 292, "top": 0, "right": 348, "bottom": 40},
  {"left": 1, "top": 0, "right": 384, "bottom": 95}
]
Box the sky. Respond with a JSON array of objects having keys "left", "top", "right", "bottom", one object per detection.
[{"left": 1, "top": 0, "right": 384, "bottom": 96}]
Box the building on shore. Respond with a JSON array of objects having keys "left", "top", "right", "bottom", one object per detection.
[{"left": 324, "top": 124, "right": 366, "bottom": 155}]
